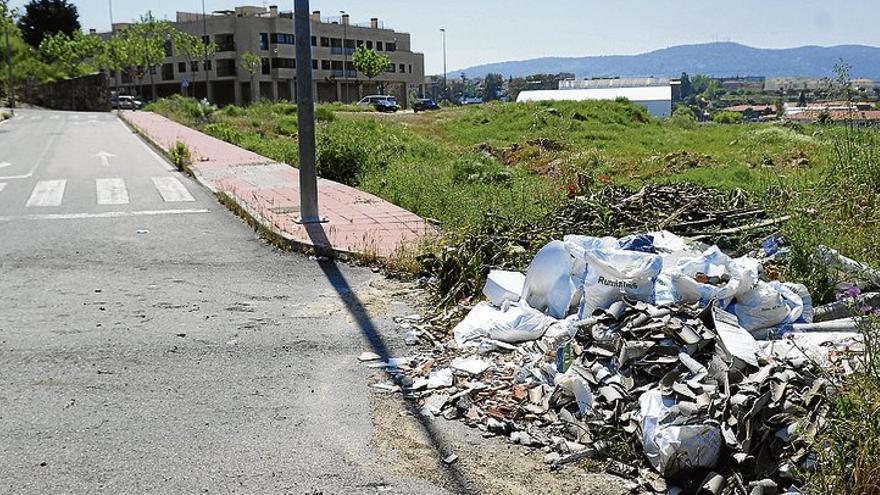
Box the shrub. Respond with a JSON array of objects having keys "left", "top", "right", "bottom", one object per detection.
[
  {"left": 712, "top": 110, "right": 743, "bottom": 124},
  {"left": 314, "top": 106, "right": 336, "bottom": 123},
  {"left": 669, "top": 105, "right": 697, "bottom": 129},
  {"left": 168, "top": 140, "right": 192, "bottom": 172},
  {"left": 203, "top": 122, "right": 244, "bottom": 143},
  {"left": 316, "top": 118, "right": 403, "bottom": 185},
  {"left": 145, "top": 95, "right": 216, "bottom": 125}
]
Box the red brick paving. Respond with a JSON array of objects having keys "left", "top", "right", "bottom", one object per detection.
[{"left": 123, "top": 111, "right": 435, "bottom": 256}]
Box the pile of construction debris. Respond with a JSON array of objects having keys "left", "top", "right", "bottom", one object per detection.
[{"left": 366, "top": 232, "right": 877, "bottom": 494}]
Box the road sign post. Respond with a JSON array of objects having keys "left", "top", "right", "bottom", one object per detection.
[{"left": 293, "top": 0, "right": 323, "bottom": 224}]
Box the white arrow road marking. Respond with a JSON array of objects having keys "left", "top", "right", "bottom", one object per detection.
[
  {"left": 94, "top": 151, "right": 116, "bottom": 167},
  {"left": 96, "top": 178, "right": 130, "bottom": 205},
  {"left": 152, "top": 177, "right": 195, "bottom": 202},
  {"left": 0, "top": 162, "right": 11, "bottom": 169},
  {"left": 26, "top": 180, "right": 66, "bottom": 207}
]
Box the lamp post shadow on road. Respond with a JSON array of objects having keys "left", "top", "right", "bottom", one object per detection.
[{"left": 294, "top": 2, "right": 469, "bottom": 489}]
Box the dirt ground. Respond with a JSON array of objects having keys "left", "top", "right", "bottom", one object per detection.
[{"left": 368, "top": 391, "right": 632, "bottom": 495}]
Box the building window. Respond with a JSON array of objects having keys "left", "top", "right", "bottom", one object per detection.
[
  {"left": 261, "top": 57, "right": 271, "bottom": 74},
  {"left": 271, "top": 57, "right": 296, "bottom": 69},
  {"left": 312, "top": 59, "right": 318, "bottom": 70},
  {"left": 178, "top": 62, "right": 186, "bottom": 73},
  {"left": 408, "top": 64, "right": 412, "bottom": 74},
  {"left": 204, "top": 60, "right": 213, "bottom": 71},
  {"left": 399, "top": 64, "right": 405, "bottom": 73},
  {"left": 216, "top": 59, "right": 236, "bottom": 77},
  {"left": 215, "top": 34, "right": 236, "bottom": 52},
  {"left": 366, "top": 40, "right": 373, "bottom": 49},
  {"left": 356, "top": 40, "right": 363, "bottom": 47},
  {"left": 344, "top": 39, "right": 355, "bottom": 49},
  {"left": 331, "top": 60, "right": 343, "bottom": 70},
  {"left": 149, "top": 66, "right": 156, "bottom": 75},
  {"left": 376, "top": 41, "right": 383, "bottom": 51},
  {"left": 259, "top": 33, "right": 269, "bottom": 50},
  {"left": 163, "top": 40, "right": 173, "bottom": 57},
  {"left": 320, "top": 37, "right": 330, "bottom": 47},
  {"left": 161, "top": 63, "right": 174, "bottom": 81},
  {"left": 330, "top": 38, "right": 342, "bottom": 48},
  {"left": 388, "top": 64, "right": 395, "bottom": 73},
  {"left": 321, "top": 60, "right": 331, "bottom": 70},
  {"left": 201, "top": 35, "right": 209, "bottom": 45},
  {"left": 270, "top": 33, "right": 295, "bottom": 45},
  {"left": 311, "top": 36, "right": 317, "bottom": 46},
  {"left": 191, "top": 61, "right": 199, "bottom": 72},
  {"left": 387, "top": 42, "right": 397, "bottom": 52}
]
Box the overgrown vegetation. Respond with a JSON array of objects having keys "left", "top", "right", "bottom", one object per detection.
[{"left": 168, "top": 140, "right": 192, "bottom": 173}]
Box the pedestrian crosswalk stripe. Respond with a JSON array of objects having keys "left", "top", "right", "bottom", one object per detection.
[
  {"left": 152, "top": 177, "right": 195, "bottom": 202},
  {"left": 0, "top": 183, "right": 6, "bottom": 194},
  {"left": 96, "top": 178, "right": 130, "bottom": 205},
  {"left": 26, "top": 180, "right": 66, "bottom": 207}
]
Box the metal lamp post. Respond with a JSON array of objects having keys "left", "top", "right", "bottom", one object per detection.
[
  {"left": 440, "top": 28, "right": 447, "bottom": 102},
  {"left": 339, "top": 10, "right": 347, "bottom": 103},
  {"left": 294, "top": 0, "right": 321, "bottom": 223},
  {"left": 2, "top": 3, "right": 14, "bottom": 113},
  {"left": 202, "top": 0, "right": 210, "bottom": 101}
]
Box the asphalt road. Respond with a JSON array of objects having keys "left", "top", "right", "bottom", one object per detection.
[{"left": 0, "top": 109, "right": 450, "bottom": 494}]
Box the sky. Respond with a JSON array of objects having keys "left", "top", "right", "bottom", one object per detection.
[{"left": 10, "top": 0, "right": 880, "bottom": 74}]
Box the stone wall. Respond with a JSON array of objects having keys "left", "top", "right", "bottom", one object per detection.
[{"left": 26, "top": 73, "right": 111, "bottom": 112}]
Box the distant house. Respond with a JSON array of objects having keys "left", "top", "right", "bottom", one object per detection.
[
  {"left": 725, "top": 104, "right": 775, "bottom": 115},
  {"left": 516, "top": 86, "right": 673, "bottom": 117},
  {"left": 786, "top": 109, "right": 880, "bottom": 125}
]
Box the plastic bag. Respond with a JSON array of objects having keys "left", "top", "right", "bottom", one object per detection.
[
  {"left": 523, "top": 241, "right": 578, "bottom": 318},
  {"left": 731, "top": 280, "right": 813, "bottom": 331},
  {"left": 483, "top": 270, "right": 526, "bottom": 307},
  {"left": 579, "top": 248, "right": 663, "bottom": 317},
  {"left": 639, "top": 390, "right": 722, "bottom": 476},
  {"left": 562, "top": 235, "right": 619, "bottom": 286},
  {"left": 452, "top": 301, "right": 557, "bottom": 347},
  {"left": 667, "top": 247, "right": 759, "bottom": 307}
]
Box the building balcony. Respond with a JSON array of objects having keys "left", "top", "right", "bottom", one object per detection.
[
  {"left": 216, "top": 42, "right": 237, "bottom": 53},
  {"left": 330, "top": 47, "right": 355, "bottom": 55},
  {"left": 330, "top": 69, "right": 357, "bottom": 78}
]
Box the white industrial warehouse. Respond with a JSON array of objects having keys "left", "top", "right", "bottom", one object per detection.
[{"left": 516, "top": 85, "right": 673, "bottom": 117}]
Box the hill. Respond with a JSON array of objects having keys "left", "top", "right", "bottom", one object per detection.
[{"left": 456, "top": 42, "right": 880, "bottom": 79}]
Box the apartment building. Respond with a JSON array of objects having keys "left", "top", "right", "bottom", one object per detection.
[{"left": 109, "top": 6, "right": 426, "bottom": 107}]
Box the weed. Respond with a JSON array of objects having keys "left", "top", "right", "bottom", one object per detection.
[{"left": 168, "top": 140, "right": 192, "bottom": 173}]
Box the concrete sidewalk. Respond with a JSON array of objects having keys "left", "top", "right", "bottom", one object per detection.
[{"left": 122, "top": 111, "right": 434, "bottom": 257}]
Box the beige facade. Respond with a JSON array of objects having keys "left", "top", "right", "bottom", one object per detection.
[{"left": 109, "top": 6, "right": 426, "bottom": 107}]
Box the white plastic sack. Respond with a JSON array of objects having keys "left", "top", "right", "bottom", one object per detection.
[
  {"left": 452, "top": 301, "right": 557, "bottom": 347},
  {"left": 563, "top": 235, "right": 619, "bottom": 285},
  {"left": 579, "top": 248, "right": 663, "bottom": 317},
  {"left": 665, "top": 247, "right": 759, "bottom": 307},
  {"left": 523, "top": 241, "right": 578, "bottom": 318},
  {"left": 638, "top": 390, "right": 722, "bottom": 476},
  {"left": 483, "top": 270, "right": 526, "bottom": 306},
  {"left": 731, "top": 280, "right": 812, "bottom": 331}
]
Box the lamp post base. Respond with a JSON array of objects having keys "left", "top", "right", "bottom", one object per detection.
[{"left": 293, "top": 216, "right": 328, "bottom": 224}]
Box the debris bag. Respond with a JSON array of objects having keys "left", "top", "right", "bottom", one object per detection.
[
  {"left": 815, "top": 245, "right": 880, "bottom": 289},
  {"left": 663, "top": 247, "right": 760, "bottom": 307},
  {"left": 452, "top": 301, "right": 557, "bottom": 347},
  {"left": 619, "top": 233, "right": 656, "bottom": 253},
  {"left": 579, "top": 248, "right": 663, "bottom": 317},
  {"left": 523, "top": 240, "right": 579, "bottom": 318},
  {"left": 483, "top": 270, "right": 526, "bottom": 307},
  {"left": 731, "top": 281, "right": 811, "bottom": 332},
  {"left": 638, "top": 390, "right": 722, "bottom": 476},
  {"left": 563, "top": 235, "right": 619, "bottom": 286}
]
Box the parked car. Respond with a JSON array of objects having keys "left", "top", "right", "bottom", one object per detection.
[
  {"left": 111, "top": 95, "right": 144, "bottom": 110},
  {"left": 413, "top": 98, "right": 440, "bottom": 113},
  {"left": 357, "top": 95, "right": 399, "bottom": 113}
]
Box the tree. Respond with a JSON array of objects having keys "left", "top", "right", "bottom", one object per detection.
[
  {"left": 483, "top": 73, "right": 503, "bottom": 101},
  {"left": 17, "top": 0, "right": 79, "bottom": 49},
  {"left": 39, "top": 30, "right": 102, "bottom": 78},
  {"left": 352, "top": 45, "right": 389, "bottom": 94},
  {"left": 239, "top": 51, "right": 261, "bottom": 103},
  {"left": 173, "top": 30, "right": 215, "bottom": 98},
  {"left": 122, "top": 12, "right": 179, "bottom": 100},
  {"left": 798, "top": 90, "right": 807, "bottom": 107},
  {"left": 680, "top": 72, "right": 692, "bottom": 98}
]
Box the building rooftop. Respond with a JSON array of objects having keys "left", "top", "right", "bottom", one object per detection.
[{"left": 518, "top": 86, "right": 672, "bottom": 103}]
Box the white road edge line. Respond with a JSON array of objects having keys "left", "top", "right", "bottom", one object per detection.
[
  {"left": 0, "top": 208, "right": 210, "bottom": 222},
  {"left": 0, "top": 131, "right": 60, "bottom": 181},
  {"left": 116, "top": 118, "right": 175, "bottom": 171}
]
